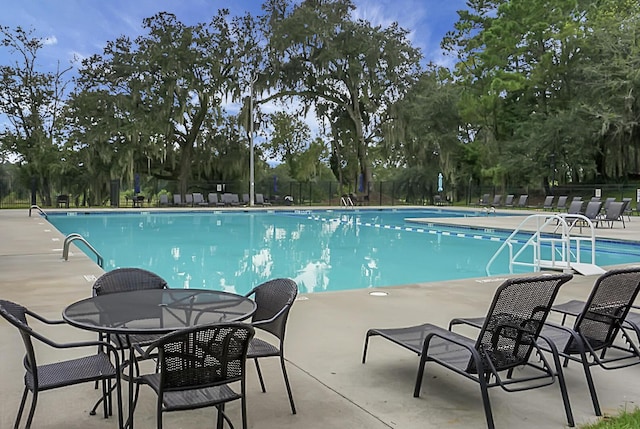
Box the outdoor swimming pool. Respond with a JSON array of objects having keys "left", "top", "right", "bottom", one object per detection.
[{"left": 47, "top": 208, "right": 640, "bottom": 295}]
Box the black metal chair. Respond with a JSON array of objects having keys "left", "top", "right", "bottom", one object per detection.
[
  {"left": 139, "top": 323, "right": 254, "bottom": 429},
  {"left": 244, "top": 278, "right": 298, "bottom": 414},
  {"left": 92, "top": 267, "right": 168, "bottom": 349},
  {"left": 0, "top": 299, "right": 124, "bottom": 429},
  {"left": 543, "top": 268, "right": 640, "bottom": 416},
  {"left": 363, "top": 274, "right": 575, "bottom": 429},
  {"left": 90, "top": 267, "right": 168, "bottom": 415}
]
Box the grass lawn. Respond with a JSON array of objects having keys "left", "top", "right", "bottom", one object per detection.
[{"left": 579, "top": 409, "right": 640, "bottom": 428}]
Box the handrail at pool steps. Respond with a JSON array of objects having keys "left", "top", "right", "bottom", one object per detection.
[
  {"left": 62, "top": 233, "right": 104, "bottom": 268},
  {"left": 486, "top": 213, "right": 604, "bottom": 277},
  {"left": 28, "top": 204, "right": 48, "bottom": 219}
]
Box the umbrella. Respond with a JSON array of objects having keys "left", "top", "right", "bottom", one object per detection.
[{"left": 134, "top": 173, "right": 140, "bottom": 194}]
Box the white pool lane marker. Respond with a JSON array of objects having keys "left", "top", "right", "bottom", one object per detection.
[{"left": 305, "top": 215, "right": 518, "bottom": 244}]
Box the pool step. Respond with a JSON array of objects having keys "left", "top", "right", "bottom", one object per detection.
[{"left": 538, "top": 260, "right": 606, "bottom": 276}]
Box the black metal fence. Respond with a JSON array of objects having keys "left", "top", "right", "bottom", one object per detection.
[{"left": 3, "top": 177, "right": 640, "bottom": 210}]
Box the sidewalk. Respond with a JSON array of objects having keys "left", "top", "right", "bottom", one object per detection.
[{"left": 1, "top": 208, "right": 639, "bottom": 428}]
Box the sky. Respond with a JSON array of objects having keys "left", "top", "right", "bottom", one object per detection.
[
  {"left": 1, "top": 0, "right": 468, "bottom": 71},
  {"left": 0, "top": 0, "right": 468, "bottom": 161}
]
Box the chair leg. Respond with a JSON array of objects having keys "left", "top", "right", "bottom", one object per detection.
[
  {"left": 254, "top": 359, "right": 267, "bottom": 393},
  {"left": 279, "top": 355, "right": 297, "bottom": 414},
  {"left": 362, "top": 333, "right": 371, "bottom": 363},
  {"left": 548, "top": 344, "right": 576, "bottom": 427},
  {"left": 579, "top": 358, "right": 602, "bottom": 416},
  {"left": 477, "top": 376, "right": 495, "bottom": 429},
  {"left": 24, "top": 389, "right": 39, "bottom": 429},
  {"left": 14, "top": 387, "right": 29, "bottom": 429}
]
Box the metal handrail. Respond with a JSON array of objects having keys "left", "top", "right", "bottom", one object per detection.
[
  {"left": 28, "top": 205, "right": 48, "bottom": 219},
  {"left": 62, "top": 233, "right": 104, "bottom": 267},
  {"left": 486, "top": 213, "right": 600, "bottom": 276}
]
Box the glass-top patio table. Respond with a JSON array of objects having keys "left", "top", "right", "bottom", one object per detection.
[
  {"left": 63, "top": 289, "right": 257, "bottom": 429},
  {"left": 63, "top": 289, "right": 257, "bottom": 334}
]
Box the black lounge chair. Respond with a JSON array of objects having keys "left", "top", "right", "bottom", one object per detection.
[
  {"left": 207, "top": 192, "right": 224, "bottom": 207},
  {"left": 491, "top": 194, "right": 502, "bottom": 207},
  {"left": 452, "top": 268, "right": 640, "bottom": 417},
  {"left": 555, "top": 195, "right": 568, "bottom": 211},
  {"left": 601, "top": 201, "right": 626, "bottom": 228},
  {"left": 0, "top": 299, "right": 124, "bottom": 429},
  {"left": 255, "top": 193, "right": 271, "bottom": 206},
  {"left": 139, "top": 323, "right": 254, "bottom": 429},
  {"left": 622, "top": 197, "right": 633, "bottom": 220},
  {"left": 542, "top": 195, "right": 554, "bottom": 210},
  {"left": 192, "top": 192, "right": 208, "bottom": 206},
  {"left": 569, "top": 200, "right": 602, "bottom": 232},
  {"left": 244, "top": 278, "right": 298, "bottom": 414},
  {"left": 362, "top": 274, "right": 575, "bottom": 429},
  {"left": 516, "top": 194, "right": 529, "bottom": 208},
  {"left": 504, "top": 194, "right": 515, "bottom": 207},
  {"left": 478, "top": 193, "right": 490, "bottom": 206}
]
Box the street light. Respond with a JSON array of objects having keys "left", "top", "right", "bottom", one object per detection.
[{"left": 249, "top": 74, "right": 258, "bottom": 207}]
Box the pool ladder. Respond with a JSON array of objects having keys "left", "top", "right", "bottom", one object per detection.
[
  {"left": 486, "top": 213, "right": 604, "bottom": 276},
  {"left": 29, "top": 204, "right": 48, "bottom": 219},
  {"left": 62, "top": 233, "right": 104, "bottom": 268}
]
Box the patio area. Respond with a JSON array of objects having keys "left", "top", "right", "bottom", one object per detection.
[{"left": 1, "top": 207, "right": 640, "bottom": 429}]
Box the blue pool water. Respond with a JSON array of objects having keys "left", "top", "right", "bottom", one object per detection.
[{"left": 47, "top": 209, "right": 640, "bottom": 295}]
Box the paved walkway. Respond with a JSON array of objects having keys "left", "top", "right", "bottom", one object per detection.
[{"left": 1, "top": 207, "right": 639, "bottom": 429}]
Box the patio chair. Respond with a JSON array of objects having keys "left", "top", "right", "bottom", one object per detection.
[
  {"left": 478, "top": 193, "right": 490, "bottom": 206},
  {"left": 542, "top": 195, "right": 554, "bottom": 210},
  {"left": 566, "top": 200, "right": 584, "bottom": 215},
  {"left": 192, "top": 192, "right": 208, "bottom": 206},
  {"left": 244, "top": 278, "right": 299, "bottom": 414},
  {"left": 90, "top": 268, "right": 169, "bottom": 414},
  {"left": 92, "top": 268, "right": 168, "bottom": 350},
  {"left": 172, "top": 194, "right": 183, "bottom": 206},
  {"left": 451, "top": 268, "right": 640, "bottom": 417},
  {"left": 242, "top": 193, "right": 250, "bottom": 205},
  {"left": 139, "top": 323, "right": 255, "bottom": 429},
  {"left": 208, "top": 192, "right": 224, "bottom": 207},
  {"left": 491, "top": 194, "right": 502, "bottom": 207},
  {"left": 0, "top": 299, "right": 124, "bottom": 429},
  {"left": 622, "top": 197, "right": 633, "bottom": 221},
  {"left": 504, "top": 194, "right": 515, "bottom": 207},
  {"left": 159, "top": 194, "right": 169, "bottom": 207},
  {"left": 184, "top": 193, "right": 194, "bottom": 207},
  {"left": 516, "top": 194, "right": 529, "bottom": 208},
  {"left": 362, "top": 274, "right": 575, "bottom": 429},
  {"left": 555, "top": 195, "right": 568, "bottom": 211},
  {"left": 255, "top": 193, "right": 271, "bottom": 206},
  {"left": 603, "top": 197, "right": 616, "bottom": 212},
  {"left": 569, "top": 200, "right": 602, "bottom": 232},
  {"left": 600, "top": 201, "right": 626, "bottom": 228}
]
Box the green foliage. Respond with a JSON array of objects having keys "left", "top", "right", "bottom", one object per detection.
[{"left": 579, "top": 408, "right": 640, "bottom": 429}]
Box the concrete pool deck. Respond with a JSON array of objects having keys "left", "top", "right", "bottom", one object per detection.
[{"left": 1, "top": 206, "right": 640, "bottom": 429}]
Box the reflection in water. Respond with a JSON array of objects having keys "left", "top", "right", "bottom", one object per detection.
[{"left": 49, "top": 211, "right": 640, "bottom": 295}]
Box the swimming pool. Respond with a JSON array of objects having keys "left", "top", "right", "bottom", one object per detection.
[{"left": 47, "top": 209, "right": 640, "bottom": 295}]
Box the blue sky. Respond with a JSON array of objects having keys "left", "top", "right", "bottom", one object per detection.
[{"left": 1, "top": 0, "right": 467, "bottom": 71}]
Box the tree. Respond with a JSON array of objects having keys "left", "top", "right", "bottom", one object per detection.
[
  {"left": 68, "top": 11, "right": 251, "bottom": 197},
  {"left": 261, "top": 0, "right": 422, "bottom": 193},
  {"left": 0, "top": 25, "right": 72, "bottom": 205}
]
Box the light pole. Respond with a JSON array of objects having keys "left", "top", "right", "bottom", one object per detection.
[{"left": 249, "top": 74, "right": 258, "bottom": 207}]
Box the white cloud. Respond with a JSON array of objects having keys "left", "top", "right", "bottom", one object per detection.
[{"left": 42, "top": 35, "right": 58, "bottom": 46}]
